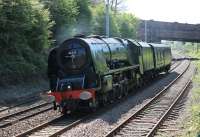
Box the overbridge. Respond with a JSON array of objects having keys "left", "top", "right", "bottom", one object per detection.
[{"left": 137, "top": 20, "right": 200, "bottom": 43}]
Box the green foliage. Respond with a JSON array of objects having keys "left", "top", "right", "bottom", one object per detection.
[
  {"left": 172, "top": 42, "right": 200, "bottom": 54},
  {"left": 42, "top": 0, "right": 138, "bottom": 42},
  {"left": 91, "top": 4, "right": 106, "bottom": 35},
  {"left": 0, "top": 0, "right": 139, "bottom": 86},
  {"left": 44, "top": 0, "right": 78, "bottom": 26},
  {"left": 183, "top": 72, "right": 200, "bottom": 137},
  {"left": 90, "top": 4, "right": 103, "bottom": 35},
  {"left": 91, "top": 2, "right": 138, "bottom": 38},
  {"left": 91, "top": 4, "right": 121, "bottom": 37},
  {"left": 42, "top": 0, "right": 78, "bottom": 44},
  {"left": 48, "top": 0, "right": 92, "bottom": 43},
  {"left": 74, "top": 0, "right": 92, "bottom": 35},
  {"left": 109, "top": 13, "right": 120, "bottom": 37},
  {"left": 175, "top": 46, "right": 200, "bottom": 137},
  {"left": 0, "top": 0, "right": 52, "bottom": 85},
  {"left": 117, "top": 13, "right": 138, "bottom": 38}
]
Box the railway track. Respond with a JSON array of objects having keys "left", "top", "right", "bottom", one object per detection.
[
  {"left": 14, "top": 60, "right": 185, "bottom": 137},
  {"left": 0, "top": 96, "right": 40, "bottom": 113},
  {"left": 170, "top": 61, "right": 181, "bottom": 72},
  {"left": 0, "top": 102, "right": 53, "bottom": 128},
  {"left": 15, "top": 115, "right": 89, "bottom": 137},
  {"left": 170, "top": 54, "right": 187, "bottom": 72},
  {"left": 154, "top": 84, "right": 190, "bottom": 137},
  {"left": 104, "top": 60, "right": 191, "bottom": 137}
]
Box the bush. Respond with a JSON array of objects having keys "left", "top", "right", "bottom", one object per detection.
[{"left": 0, "top": 0, "right": 53, "bottom": 86}]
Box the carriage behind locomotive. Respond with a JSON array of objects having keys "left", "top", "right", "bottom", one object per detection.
[{"left": 48, "top": 35, "right": 172, "bottom": 113}]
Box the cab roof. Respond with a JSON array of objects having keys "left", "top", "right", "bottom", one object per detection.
[
  {"left": 127, "top": 39, "right": 141, "bottom": 47},
  {"left": 138, "top": 41, "right": 151, "bottom": 47},
  {"left": 149, "top": 43, "right": 170, "bottom": 48}
]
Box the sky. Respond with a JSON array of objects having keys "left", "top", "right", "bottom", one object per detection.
[{"left": 125, "top": 0, "right": 200, "bottom": 24}]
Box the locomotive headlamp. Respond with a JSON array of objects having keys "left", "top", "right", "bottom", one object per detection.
[
  {"left": 67, "top": 85, "right": 71, "bottom": 89},
  {"left": 67, "top": 84, "right": 72, "bottom": 91},
  {"left": 80, "top": 91, "right": 92, "bottom": 100}
]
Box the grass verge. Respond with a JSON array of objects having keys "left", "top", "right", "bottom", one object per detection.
[{"left": 176, "top": 50, "right": 200, "bottom": 137}]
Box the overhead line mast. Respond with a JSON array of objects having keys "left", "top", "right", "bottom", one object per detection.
[
  {"left": 106, "top": 0, "right": 110, "bottom": 37},
  {"left": 145, "top": 20, "right": 147, "bottom": 42}
]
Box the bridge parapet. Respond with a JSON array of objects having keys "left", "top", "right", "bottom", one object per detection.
[{"left": 137, "top": 20, "right": 200, "bottom": 43}]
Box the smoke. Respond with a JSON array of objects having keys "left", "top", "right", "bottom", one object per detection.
[
  {"left": 73, "top": 16, "right": 92, "bottom": 36},
  {"left": 55, "top": 25, "right": 73, "bottom": 45},
  {"left": 55, "top": 17, "right": 92, "bottom": 45}
]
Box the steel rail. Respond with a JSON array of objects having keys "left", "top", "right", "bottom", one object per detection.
[
  {"left": 170, "top": 61, "right": 181, "bottom": 72},
  {"left": 146, "top": 79, "right": 191, "bottom": 137},
  {"left": 0, "top": 96, "right": 40, "bottom": 113},
  {"left": 48, "top": 118, "right": 87, "bottom": 137},
  {"left": 15, "top": 60, "right": 185, "bottom": 137},
  {"left": 15, "top": 115, "right": 89, "bottom": 137},
  {"left": 0, "top": 106, "right": 53, "bottom": 128},
  {"left": 0, "top": 102, "right": 51, "bottom": 121},
  {"left": 104, "top": 60, "right": 190, "bottom": 137},
  {"left": 15, "top": 116, "right": 63, "bottom": 137}
]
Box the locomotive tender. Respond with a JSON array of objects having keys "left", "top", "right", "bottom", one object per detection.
[{"left": 48, "top": 35, "right": 172, "bottom": 113}]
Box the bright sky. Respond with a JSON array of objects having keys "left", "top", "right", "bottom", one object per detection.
[{"left": 126, "top": 0, "right": 200, "bottom": 24}]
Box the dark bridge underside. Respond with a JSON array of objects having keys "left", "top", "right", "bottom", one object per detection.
[{"left": 137, "top": 20, "right": 200, "bottom": 43}]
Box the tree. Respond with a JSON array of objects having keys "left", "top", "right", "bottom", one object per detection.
[
  {"left": 110, "top": 0, "right": 127, "bottom": 13},
  {"left": 91, "top": 4, "right": 105, "bottom": 35},
  {"left": 42, "top": 0, "right": 78, "bottom": 44},
  {"left": 75, "top": 0, "right": 92, "bottom": 34},
  {"left": 90, "top": 0, "right": 138, "bottom": 38},
  {"left": 0, "top": 0, "right": 53, "bottom": 85},
  {"left": 91, "top": 2, "right": 120, "bottom": 37},
  {"left": 117, "top": 13, "right": 139, "bottom": 38}
]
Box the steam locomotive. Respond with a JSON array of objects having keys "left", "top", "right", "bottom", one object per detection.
[{"left": 48, "top": 35, "right": 172, "bottom": 114}]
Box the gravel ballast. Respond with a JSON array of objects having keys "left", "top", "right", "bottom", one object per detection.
[
  {"left": 60, "top": 61, "right": 194, "bottom": 137},
  {"left": 0, "top": 109, "right": 60, "bottom": 137},
  {"left": 0, "top": 56, "right": 193, "bottom": 137}
]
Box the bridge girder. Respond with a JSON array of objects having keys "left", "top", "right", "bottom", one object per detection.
[{"left": 137, "top": 20, "right": 200, "bottom": 43}]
